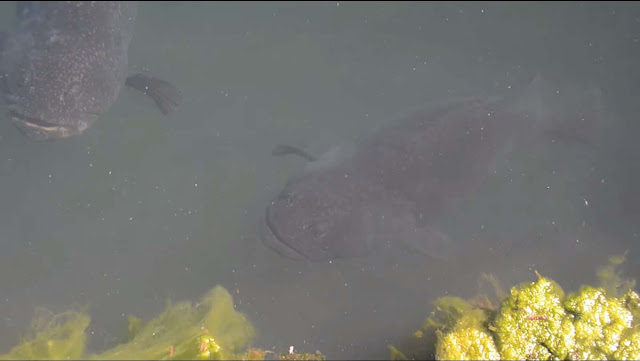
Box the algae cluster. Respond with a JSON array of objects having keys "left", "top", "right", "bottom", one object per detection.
[
  {"left": 392, "top": 255, "right": 640, "bottom": 360},
  {"left": 0, "top": 285, "right": 324, "bottom": 360},
  {"left": 2, "top": 254, "right": 638, "bottom": 360}
]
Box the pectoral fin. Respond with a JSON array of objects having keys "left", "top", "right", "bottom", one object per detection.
[
  {"left": 125, "top": 73, "right": 183, "bottom": 115},
  {"left": 369, "top": 200, "right": 458, "bottom": 262},
  {"left": 511, "top": 74, "right": 606, "bottom": 152},
  {"left": 395, "top": 225, "right": 457, "bottom": 262}
]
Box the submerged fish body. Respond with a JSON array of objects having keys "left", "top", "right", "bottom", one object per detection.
[
  {"left": 261, "top": 79, "right": 604, "bottom": 262},
  {"left": 0, "top": 1, "right": 181, "bottom": 140}
]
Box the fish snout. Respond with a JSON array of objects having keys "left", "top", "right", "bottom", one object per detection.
[{"left": 260, "top": 206, "right": 309, "bottom": 261}]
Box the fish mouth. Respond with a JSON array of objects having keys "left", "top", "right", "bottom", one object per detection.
[
  {"left": 10, "top": 110, "right": 90, "bottom": 140},
  {"left": 260, "top": 205, "right": 310, "bottom": 261}
]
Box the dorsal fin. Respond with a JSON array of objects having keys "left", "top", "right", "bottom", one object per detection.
[{"left": 271, "top": 144, "right": 317, "bottom": 162}]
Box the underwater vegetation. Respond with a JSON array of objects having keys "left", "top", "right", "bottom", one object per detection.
[
  {"left": 0, "top": 285, "right": 324, "bottom": 360},
  {"left": 1, "top": 255, "right": 638, "bottom": 360},
  {"left": 391, "top": 254, "right": 640, "bottom": 360}
]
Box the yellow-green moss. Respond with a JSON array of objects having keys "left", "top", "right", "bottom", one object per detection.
[
  {"left": 394, "top": 255, "right": 640, "bottom": 360},
  {"left": 0, "top": 309, "right": 90, "bottom": 360},
  {"left": 436, "top": 327, "right": 500, "bottom": 360},
  {"left": 92, "top": 285, "right": 254, "bottom": 360},
  {"left": 0, "top": 285, "right": 324, "bottom": 360}
]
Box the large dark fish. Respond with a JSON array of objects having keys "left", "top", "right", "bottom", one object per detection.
[
  {"left": 260, "top": 77, "right": 604, "bottom": 262},
  {"left": 0, "top": 1, "right": 182, "bottom": 140}
]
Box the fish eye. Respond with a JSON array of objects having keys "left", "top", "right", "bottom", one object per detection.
[
  {"left": 278, "top": 192, "right": 295, "bottom": 206},
  {"left": 306, "top": 222, "right": 329, "bottom": 238}
]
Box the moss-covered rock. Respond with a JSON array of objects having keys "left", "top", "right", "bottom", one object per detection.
[
  {"left": 394, "top": 255, "right": 640, "bottom": 360},
  {"left": 494, "top": 273, "right": 575, "bottom": 360}
]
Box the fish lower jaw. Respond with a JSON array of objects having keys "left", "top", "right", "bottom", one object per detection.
[
  {"left": 259, "top": 214, "right": 309, "bottom": 261},
  {"left": 11, "top": 115, "right": 88, "bottom": 141}
]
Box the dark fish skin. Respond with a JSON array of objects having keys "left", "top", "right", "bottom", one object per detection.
[
  {"left": 260, "top": 78, "right": 604, "bottom": 262},
  {"left": 0, "top": 1, "right": 182, "bottom": 140}
]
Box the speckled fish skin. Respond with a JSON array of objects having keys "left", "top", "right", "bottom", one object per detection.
[{"left": 1, "top": 1, "right": 137, "bottom": 140}]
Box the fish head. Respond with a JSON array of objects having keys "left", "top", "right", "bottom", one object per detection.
[
  {"left": 2, "top": 43, "right": 115, "bottom": 140},
  {"left": 261, "top": 170, "right": 376, "bottom": 262},
  {"left": 0, "top": 1, "right": 135, "bottom": 140}
]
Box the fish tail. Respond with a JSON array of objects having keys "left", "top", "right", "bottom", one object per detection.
[
  {"left": 513, "top": 75, "right": 607, "bottom": 151},
  {"left": 545, "top": 85, "right": 606, "bottom": 150},
  {"left": 125, "top": 73, "right": 183, "bottom": 115}
]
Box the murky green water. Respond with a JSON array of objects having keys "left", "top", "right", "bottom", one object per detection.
[{"left": 0, "top": 2, "right": 639, "bottom": 359}]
